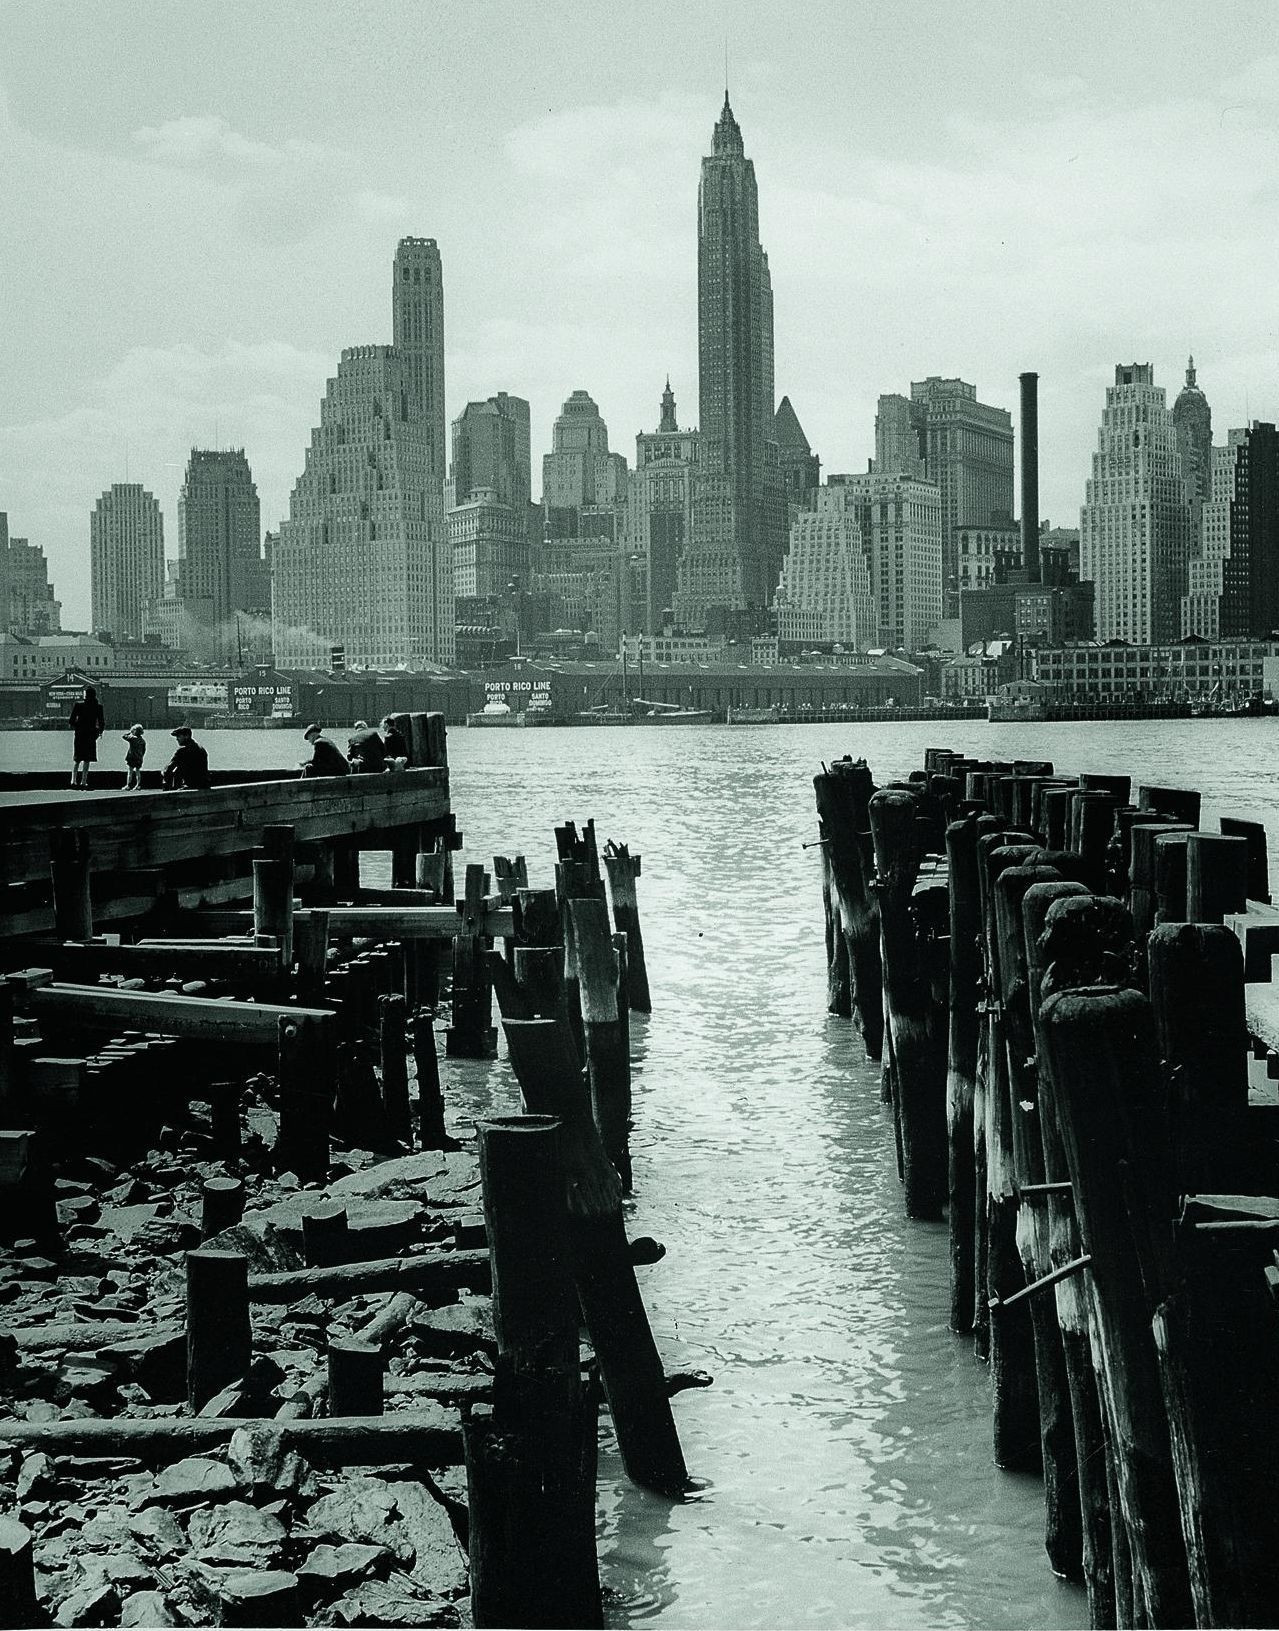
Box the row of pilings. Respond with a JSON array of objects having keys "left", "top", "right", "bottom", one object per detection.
[
  {"left": 815, "top": 749, "right": 1279, "bottom": 1630},
  {"left": 0, "top": 770, "right": 700, "bottom": 1627}
]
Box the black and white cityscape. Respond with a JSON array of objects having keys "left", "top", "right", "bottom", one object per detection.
[
  {"left": 5, "top": 10, "right": 1279, "bottom": 1631},
  {"left": 4, "top": 7, "right": 1279, "bottom": 726}
]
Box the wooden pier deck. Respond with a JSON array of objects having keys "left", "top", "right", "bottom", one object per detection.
[{"left": 0, "top": 764, "right": 453, "bottom": 943}]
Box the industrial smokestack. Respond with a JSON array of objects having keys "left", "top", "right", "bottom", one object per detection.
[{"left": 1019, "top": 371, "right": 1040, "bottom": 582}]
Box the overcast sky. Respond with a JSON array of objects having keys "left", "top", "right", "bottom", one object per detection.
[{"left": 3, "top": 0, "right": 1278, "bottom": 627}]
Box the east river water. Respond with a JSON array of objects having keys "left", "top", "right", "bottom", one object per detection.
[{"left": 8, "top": 717, "right": 1279, "bottom": 1629}]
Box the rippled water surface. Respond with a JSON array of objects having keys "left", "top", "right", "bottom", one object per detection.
[{"left": 10, "top": 718, "right": 1279, "bottom": 1628}]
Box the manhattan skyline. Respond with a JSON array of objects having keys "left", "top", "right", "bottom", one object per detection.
[{"left": 3, "top": 0, "right": 1279, "bottom": 626}]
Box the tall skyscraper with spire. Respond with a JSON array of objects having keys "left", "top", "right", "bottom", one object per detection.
[
  {"left": 1173, "top": 355, "right": 1212, "bottom": 509},
  {"left": 695, "top": 92, "right": 783, "bottom": 619}
]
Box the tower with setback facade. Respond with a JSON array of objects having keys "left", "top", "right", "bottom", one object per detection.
[
  {"left": 695, "top": 93, "right": 784, "bottom": 619},
  {"left": 1080, "top": 363, "right": 1193, "bottom": 645}
]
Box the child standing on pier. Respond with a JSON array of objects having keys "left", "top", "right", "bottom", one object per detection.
[{"left": 122, "top": 724, "right": 146, "bottom": 790}]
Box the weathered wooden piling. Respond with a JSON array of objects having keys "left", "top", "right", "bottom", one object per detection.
[
  {"left": 1023, "top": 880, "right": 1115, "bottom": 1629},
  {"left": 326, "top": 1338, "right": 384, "bottom": 1416},
  {"left": 186, "top": 1247, "right": 252, "bottom": 1412},
  {"left": 378, "top": 992, "right": 412, "bottom": 1147},
  {"left": 1039, "top": 984, "right": 1194, "bottom": 1629},
  {"left": 0, "top": 1519, "right": 41, "bottom": 1631},
  {"left": 994, "top": 861, "right": 1082, "bottom": 1577},
  {"left": 276, "top": 1011, "right": 333, "bottom": 1182},
  {"left": 568, "top": 897, "right": 632, "bottom": 1193},
  {"left": 499, "top": 1015, "right": 689, "bottom": 1497},
  {"left": 868, "top": 788, "right": 948, "bottom": 1219},
  {"left": 814, "top": 759, "right": 883, "bottom": 1060},
  {"left": 466, "top": 1115, "right": 602, "bottom": 1628},
  {"left": 603, "top": 841, "right": 652, "bottom": 1014},
  {"left": 980, "top": 843, "right": 1043, "bottom": 1475},
  {"left": 945, "top": 814, "right": 980, "bottom": 1333},
  {"left": 447, "top": 864, "right": 498, "bottom": 1059},
  {"left": 200, "top": 1174, "right": 245, "bottom": 1239}
]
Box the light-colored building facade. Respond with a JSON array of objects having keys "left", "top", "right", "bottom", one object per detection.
[
  {"left": 627, "top": 382, "right": 704, "bottom": 632},
  {"left": 823, "top": 473, "right": 943, "bottom": 651},
  {"left": 1183, "top": 435, "right": 1245, "bottom": 639},
  {"left": 1034, "top": 636, "right": 1278, "bottom": 704},
  {"left": 0, "top": 514, "right": 61, "bottom": 635},
  {"left": 177, "top": 448, "right": 266, "bottom": 664},
  {"left": 392, "top": 237, "right": 446, "bottom": 485},
  {"left": 773, "top": 508, "right": 874, "bottom": 648},
  {"left": 90, "top": 482, "right": 165, "bottom": 641},
  {"left": 272, "top": 344, "right": 453, "bottom": 670},
  {"left": 542, "top": 390, "right": 627, "bottom": 514},
  {"left": 1080, "top": 363, "right": 1194, "bottom": 645},
  {"left": 451, "top": 489, "right": 532, "bottom": 602},
  {"left": 874, "top": 378, "right": 1014, "bottom": 615},
  {"left": 955, "top": 524, "right": 1022, "bottom": 593}
]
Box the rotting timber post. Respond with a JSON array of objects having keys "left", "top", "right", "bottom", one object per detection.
[{"left": 814, "top": 746, "right": 1279, "bottom": 1627}]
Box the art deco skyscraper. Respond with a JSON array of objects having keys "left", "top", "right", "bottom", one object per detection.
[
  {"left": 177, "top": 449, "right": 266, "bottom": 663},
  {"left": 1081, "top": 363, "right": 1193, "bottom": 644},
  {"left": 697, "top": 94, "right": 782, "bottom": 614},
  {"left": 90, "top": 482, "right": 165, "bottom": 640},
  {"left": 272, "top": 345, "right": 452, "bottom": 669},
  {"left": 392, "top": 238, "right": 446, "bottom": 484},
  {"left": 1172, "top": 355, "right": 1212, "bottom": 509}
]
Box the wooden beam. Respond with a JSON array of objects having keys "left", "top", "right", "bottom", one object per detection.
[
  {"left": 0, "top": 1410, "right": 461, "bottom": 1466},
  {"left": 29, "top": 983, "right": 332, "bottom": 1044},
  {"left": 54, "top": 942, "right": 283, "bottom": 983}
]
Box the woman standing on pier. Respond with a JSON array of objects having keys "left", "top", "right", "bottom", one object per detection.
[{"left": 68, "top": 683, "right": 105, "bottom": 789}]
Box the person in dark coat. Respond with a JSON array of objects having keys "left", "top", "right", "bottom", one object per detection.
[
  {"left": 68, "top": 683, "right": 105, "bottom": 789},
  {"left": 162, "top": 726, "right": 211, "bottom": 790},
  {"left": 379, "top": 716, "right": 409, "bottom": 764},
  {"left": 347, "top": 721, "right": 387, "bottom": 774},
  {"left": 300, "top": 723, "right": 349, "bottom": 778}
]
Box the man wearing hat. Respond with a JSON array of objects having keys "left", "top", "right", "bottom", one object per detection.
[
  {"left": 300, "top": 723, "right": 349, "bottom": 779},
  {"left": 162, "top": 725, "right": 211, "bottom": 791}
]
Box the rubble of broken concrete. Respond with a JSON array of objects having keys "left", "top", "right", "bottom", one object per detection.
[{"left": 0, "top": 1080, "right": 495, "bottom": 1628}]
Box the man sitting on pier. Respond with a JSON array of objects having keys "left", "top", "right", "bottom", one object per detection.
[
  {"left": 162, "top": 725, "right": 211, "bottom": 791},
  {"left": 300, "top": 722, "right": 350, "bottom": 778},
  {"left": 347, "top": 720, "right": 388, "bottom": 774}
]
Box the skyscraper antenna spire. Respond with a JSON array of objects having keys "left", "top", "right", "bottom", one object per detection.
[{"left": 724, "top": 38, "right": 729, "bottom": 100}]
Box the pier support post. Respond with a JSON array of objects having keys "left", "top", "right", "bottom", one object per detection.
[
  {"left": 276, "top": 1012, "right": 333, "bottom": 1183},
  {"left": 1023, "top": 881, "right": 1115, "bottom": 1629},
  {"left": 1039, "top": 985, "right": 1194, "bottom": 1629},
  {"left": 446, "top": 864, "right": 497, "bottom": 1058},
  {"left": 186, "top": 1248, "right": 252, "bottom": 1412},
  {"left": 0, "top": 1519, "right": 40, "bottom": 1631},
  {"left": 327, "top": 1338, "right": 384, "bottom": 1416},
  {"left": 569, "top": 898, "right": 631, "bottom": 1193},
  {"left": 868, "top": 788, "right": 947, "bottom": 1219},
  {"left": 466, "top": 1114, "right": 602, "bottom": 1628},
  {"left": 379, "top": 992, "right": 412, "bottom": 1148},
  {"left": 603, "top": 843, "right": 652, "bottom": 1013},
  {"left": 945, "top": 814, "right": 980, "bottom": 1333},
  {"left": 814, "top": 759, "right": 883, "bottom": 1060},
  {"left": 499, "top": 1016, "right": 688, "bottom": 1497},
  {"left": 50, "top": 829, "right": 93, "bottom": 943}
]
